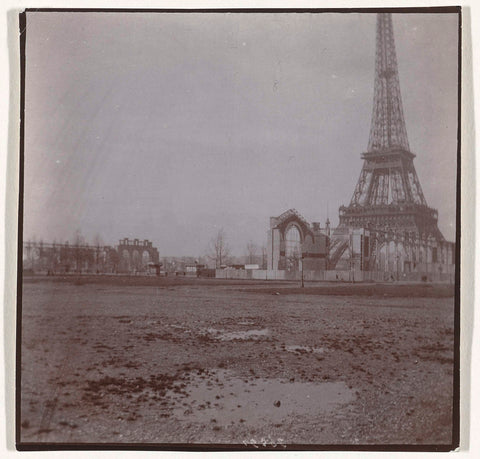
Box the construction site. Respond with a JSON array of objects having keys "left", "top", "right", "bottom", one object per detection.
[{"left": 221, "top": 13, "right": 456, "bottom": 284}]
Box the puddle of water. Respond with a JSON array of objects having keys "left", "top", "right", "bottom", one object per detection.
[
  {"left": 167, "top": 369, "right": 354, "bottom": 426},
  {"left": 219, "top": 329, "right": 270, "bottom": 341},
  {"left": 204, "top": 328, "right": 270, "bottom": 341},
  {"left": 285, "top": 345, "right": 325, "bottom": 354},
  {"left": 237, "top": 321, "right": 256, "bottom": 326}
]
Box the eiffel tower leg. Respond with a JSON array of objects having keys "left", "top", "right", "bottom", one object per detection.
[
  {"left": 410, "top": 240, "right": 414, "bottom": 272},
  {"left": 384, "top": 242, "right": 389, "bottom": 278},
  {"left": 399, "top": 241, "right": 404, "bottom": 276},
  {"left": 415, "top": 240, "right": 420, "bottom": 273},
  {"left": 429, "top": 241, "right": 432, "bottom": 277},
  {"left": 396, "top": 241, "right": 400, "bottom": 276},
  {"left": 424, "top": 241, "right": 429, "bottom": 279}
]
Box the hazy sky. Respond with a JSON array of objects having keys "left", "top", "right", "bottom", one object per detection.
[{"left": 24, "top": 11, "right": 459, "bottom": 256}]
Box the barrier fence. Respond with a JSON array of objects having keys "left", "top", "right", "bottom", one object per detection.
[{"left": 215, "top": 268, "right": 454, "bottom": 283}]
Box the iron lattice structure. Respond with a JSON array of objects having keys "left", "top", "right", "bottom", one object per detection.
[{"left": 339, "top": 13, "right": 444, "bottom": 240}]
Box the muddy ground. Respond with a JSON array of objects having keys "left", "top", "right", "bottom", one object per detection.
[{"left": 19, "top": 276, "right": 455, "bottom": 447}]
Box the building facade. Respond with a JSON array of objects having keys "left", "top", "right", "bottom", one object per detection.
[{"left": 267, "top": 209, "right": 328, "bottom": 272}]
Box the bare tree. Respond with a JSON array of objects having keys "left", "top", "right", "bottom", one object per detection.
[
  {"left": 24, "top": 237, "right": 38, "bottom": 272},
  {"left": 245, "top": 240, "right": 258, "bottom": 265},
  {"left": 107, "top": 249, "right": 119, "bottom": 274},
  {"left": 93, "top": 233, "right": 104, "bottom": 273},
  {"left": 60, "top": 241, "right": 73, "bottom": 273},
  {"left": 73, "top": 229, "right": 85, "bottom": 273},
  {"left": 93, "top": 233, "right": 103, "bottom": 247},
  {"left": 208, "top": 228, "right": 231, "bottom": 268}
]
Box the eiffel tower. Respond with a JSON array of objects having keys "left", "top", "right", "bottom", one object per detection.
[{"left": 338, "top": 13, "right": 444, "bottom": 241}]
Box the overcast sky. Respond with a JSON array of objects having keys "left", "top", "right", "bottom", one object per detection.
[{"left": 23, "top": 11, "right": 459, "bottom": 256}]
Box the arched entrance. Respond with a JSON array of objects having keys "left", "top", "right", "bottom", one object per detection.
[
  {"left": 142, "top": 250, "right": 150, "bottom": 269},
  {"left": 121, "top": 250, "right": 131, "bottom": 272},
  {"left": 285, "top": 225, "right": 302, "bottom": 271}
]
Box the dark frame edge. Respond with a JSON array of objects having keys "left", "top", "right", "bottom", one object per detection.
[
  {"left": 22, "top": 6, "right": 461, "bottom": 14},
  {"left": 452, "top": 4, "right": 462, "bottom": 452},
  {"left": 15, "top": 9, "right": 26, "bottom": 451},
  {"left": 15, "top": 442, "right": 457, "bottom": 452}
]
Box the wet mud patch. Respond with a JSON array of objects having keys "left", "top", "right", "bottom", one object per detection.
[
  {"left": 82, "top": 373, "right": 189, "bottom": 408},
  {"left": 201, "top": 328, "right": 271, "bottom": 342},
  {"left": 167, "top": 369, "right": 355, "bottom": 427},
  {"left": 283, "top": 345, "right": 326, "bottom": 355},
  {"left": 413, "top": 343, "right": 454, "bottom": 365},
  {"left": 142, "top": 331, "right": 183, "bottom": 344}
]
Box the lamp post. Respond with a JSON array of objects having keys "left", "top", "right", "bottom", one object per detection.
[
  {"left": 350, "top": 233, "right": 355, "bottom": 284},
  {"left": 301, "top": 253, "right": 304, "bottom": 288}
]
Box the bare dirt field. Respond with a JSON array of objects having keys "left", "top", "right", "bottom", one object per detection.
[{"left": 19, "top": 276, "right": 455, "bottom": 447}]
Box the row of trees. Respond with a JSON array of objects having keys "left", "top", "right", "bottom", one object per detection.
[
  {"left": 207, "top": 228, "right": 267, "bottom": 269},
  {"left": 24, "top": 228, "right": 267, "bottom": 273},
  {"left": 23, "top": 242, "right": 120, "bottom": 274},
  {"left": 25, "top": 230, "right": 105, "bottom": 251},
  {"left": 23, "top": 230, "right": 119, "bottom": 274}
]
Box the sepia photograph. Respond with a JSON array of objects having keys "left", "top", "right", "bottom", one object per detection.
[{"left": 17, "top": 8, "right": 460, "bottom": 450}]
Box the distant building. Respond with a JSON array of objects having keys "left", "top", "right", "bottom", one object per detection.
[
  {"left": 184, "top": 263, "right": 206, "bottom": 276},
  {"left": 147, "top": 262, "right": 162, "bottom": 276},
  {"left": 117, "top": 238, "right": 159, "bottom": 273},
  {"left": 244, "top": 264, "right": 260, "bottom": 270}
]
